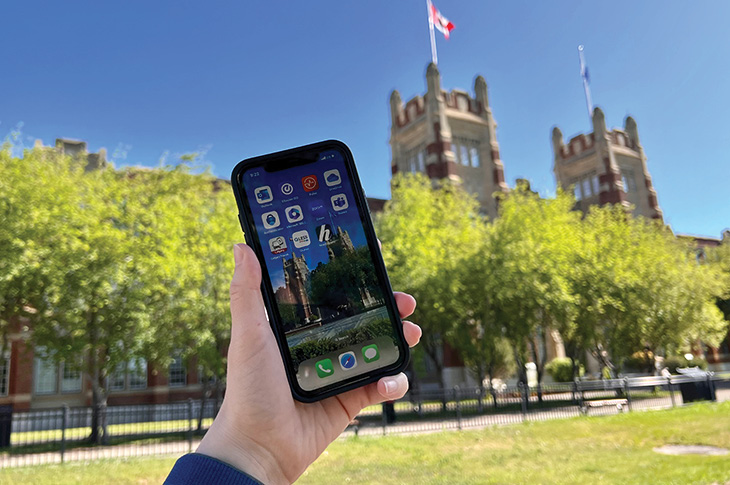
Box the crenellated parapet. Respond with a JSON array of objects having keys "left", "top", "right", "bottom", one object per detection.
[
  {"left": 388, "top": 63, "right": 508, "bottom": 219},
  {"left": 552, "top": 107, "right": 662, "bottom": 221}
]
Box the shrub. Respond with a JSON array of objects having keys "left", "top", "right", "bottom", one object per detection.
[
  {"left": 623, "top": 350, "right": 655, "bottom": 374},
  {"left": 664, "top": 355, "right": 709, "bottom": 374},
  {"left": 546, "top": 357, "right": 584, "bottom": 382}
]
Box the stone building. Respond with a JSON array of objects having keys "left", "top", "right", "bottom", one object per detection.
[
  {"left": 387, "top": 64, "right": 564, "bottom": 388},
  {"left": 552, "top": 107, "right": 663, "bottom": 220},
  {"left": 388, "top": 62, "right": 508, "bottom": 219},
  {"left": 279, "top": 252, "right": 315, "bottom": 329}
]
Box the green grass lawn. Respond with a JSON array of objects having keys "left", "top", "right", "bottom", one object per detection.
[{"left": 2, "top": 402, "right": 729, "bottom": 485}]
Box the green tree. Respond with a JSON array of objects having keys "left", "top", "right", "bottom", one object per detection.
[
  {"left": 376, "top": 173, "right": 485, "bottom": 389},
  {"left": 567, "top": 205, "right": 728, "bottom": 375},
  {"left": 484, "top": 187, "right": 579, "bottom": 395}
]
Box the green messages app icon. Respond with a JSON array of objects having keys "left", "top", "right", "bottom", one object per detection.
[
  {"left": 315, "top": 358, "right": 334, "bottom": 378},
  {"left": 362, "top": 344, "right": 380, "bottom": 363}
]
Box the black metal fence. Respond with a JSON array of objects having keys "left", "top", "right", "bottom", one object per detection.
[{"left": 0, "top": 373, "right": 727, "bottom": 467}]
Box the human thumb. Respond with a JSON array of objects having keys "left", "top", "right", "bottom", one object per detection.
[{"left": 229, "top": 244, "right": 269, "bottom": 340}]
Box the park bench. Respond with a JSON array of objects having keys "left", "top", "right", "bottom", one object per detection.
[{"left": 581, "top": 398, "right": 628, "bottom": 414}]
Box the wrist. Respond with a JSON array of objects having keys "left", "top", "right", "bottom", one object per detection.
[{"left": 197, "top": 407, "right": 289, "bottom": 485}]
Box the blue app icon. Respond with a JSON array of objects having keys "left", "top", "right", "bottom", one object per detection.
[
  {"left": 339, "top": 351, "right": 357, "bottom": 371},
  {"left": 309, "top": 200, "right": 327, "bottom": 219}
]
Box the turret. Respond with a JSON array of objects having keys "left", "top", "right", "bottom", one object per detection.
[
  {"left": 474, "top": 75, "right": 489, "bottom": 111},
  {"left": 624, "top": 116, "right": 640, "bottom": 147},
  {"left": 551, "top": 126, "right": 564, "bottom": 157},
  {"left": 389, "top": 90, "right": 403, "bottom": 126},
  {"left": 592, "top": 107, "right": 607, "bottom": 136},
  {"left": 426, "top": 62, "right": 441, "bottom": 96}
]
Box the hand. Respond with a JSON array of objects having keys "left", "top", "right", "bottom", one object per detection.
[{"left": 197, "top": 244, "right": 422, "bottom": 484}]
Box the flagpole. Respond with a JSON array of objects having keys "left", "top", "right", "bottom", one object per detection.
[
  {"left": 427, "top": 0, "right": 438, "bottom": 64},
  {"left": 578, "top": 45, "right": 593, "bottom": 119}
]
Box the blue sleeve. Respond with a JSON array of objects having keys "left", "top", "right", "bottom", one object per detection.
[{"left": 164, "top": 453, "right": 264, "bottom": 485}]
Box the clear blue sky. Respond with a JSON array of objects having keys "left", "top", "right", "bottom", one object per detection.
[{"left": 3, "top": 1, "right": 729, "bottom": 237}]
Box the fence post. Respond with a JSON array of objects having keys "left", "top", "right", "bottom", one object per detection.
[
  {"left": 707, "top": 373, "right": 717, "bottom": 402},
  {"left": 667, "top": 377, "right": 676, "bottom": 408},
  {"left": 518, "top": 382, "right": 528, "bottom": 419},
  {"left": 623, "top": 378, "right": 633, "bottom": 412},
  {"left": 454, "top": 386, "right": 462, "bottom": 430},
  {"left": 574, "top": 379, "right": 585, "bottom": 415},
  {"left": 187, "top": 399, "right": 194, "bottom": 453},
  {"left": 60, "top": 405, "right": 69, "bottom": 464},
  {"left": 477, "top": 383, "right": 484, "bottom": 414},
  {"left": 381, "top": 403, "right": 387, "bottom": 436}
]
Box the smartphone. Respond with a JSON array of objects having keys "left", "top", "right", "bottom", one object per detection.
[{"left": 230, "top": 140, "right": 409, "bottom": 402}]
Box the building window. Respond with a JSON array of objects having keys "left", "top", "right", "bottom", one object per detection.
[
  {"left": 582, "top": 178, "right": 592, "bottom": 198},
  {"left": 128, "top": 358, "right": 148, "bottom": 390},
  {"left": 417, "top": 151, "right": 425, "bottom": 172},
  {"left": 591, "top": 175, "right": 599, "bottom": 195},
  {"left": 621, "top": 169, "right": 637, "bottom": 193},
  {"left": 169, "top": 357, "right": 187, "bottom": 388},
  {"left": 452, "top": 138, "right": 480, "bottom": 167},
  {"left": 574, "top": 184, "right": 582, "bottom": 201},
  {"left": 108, "top": 362, "right": 127, "bottom": 391},
  {"left": 108, "top": 358, "right": 148, "bottom": 392},
  {"left": 61, "top": 363, "right": 82, "bottom": 393},
  {"left": 460, "top": 145, "right": 469, "bottom": 166},
  {"left": 0, "top": 351, "right": 9, "bottom": 397},
  {"left": 33, "top": 351, "right": 58, "bottom": 395},
  {"left": 470, "top": 147, "right": 480, "bottom": 167}
]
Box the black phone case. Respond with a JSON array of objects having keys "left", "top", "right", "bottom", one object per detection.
[{"left": 230, "top": 140, "right": 410, "bottom": 403}]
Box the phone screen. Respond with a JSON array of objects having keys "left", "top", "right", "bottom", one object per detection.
[{"left": 240, "top": 147, "right": 402, "bottom": 391}]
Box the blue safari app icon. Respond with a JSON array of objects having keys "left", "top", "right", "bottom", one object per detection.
[{"left": 339, "top": 351, "right": 357, "bottom": 371}]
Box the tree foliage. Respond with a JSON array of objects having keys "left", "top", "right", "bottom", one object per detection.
[
  {"left": 0, "top": 144, "right": 239, "bottom": 441},
  {"left": 375, "top": 173, "right": 729, "bottom": 388}
]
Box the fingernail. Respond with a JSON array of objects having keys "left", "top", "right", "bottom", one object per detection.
[
  {"left": 383, "top": 376, "right": 398, "bottom": 395},
  {"left": 233, "top": 244, "right": 245, "bottom": 266}
]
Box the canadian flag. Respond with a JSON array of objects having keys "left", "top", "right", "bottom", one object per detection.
[{"left": 429, "top": 1, "right": 455, "bottom": 40}]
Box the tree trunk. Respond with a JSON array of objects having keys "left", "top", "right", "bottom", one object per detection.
[
  {"left": 487, "top": 365, "right": 498, "bottom": 409},
  {"left": 513, "top": 347, "right": 527, "bottom": 386},
  {"left": 197, "top": 377, "right": 211, "bottom": 433}
]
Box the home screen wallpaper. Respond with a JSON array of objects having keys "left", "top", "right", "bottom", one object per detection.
[{"left": 242, "top": 149, "right": 400, "bottom": 391}]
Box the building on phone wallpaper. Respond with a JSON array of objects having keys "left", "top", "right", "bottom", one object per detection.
[{"left": 275, "top": 226, "right": 381, "bottom": 334}]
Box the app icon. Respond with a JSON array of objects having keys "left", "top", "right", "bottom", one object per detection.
[
  {"left": 324, "top": 169, "right": 341, "bottom": 187},
  {"left": 254, "top": 186, "right": 273, "bottom": 204},
  {"left": 309, "top": 200, "right": 327, "bottom": 219},
  {"left": 315, "top": 358, "right": 334, "bottom": 378},
  {"left": 268, "top": 236, "right": 287, "bottom": 254},
  {"left": 261, "top": 211, "right": 280, "bottom": 229},
  {"left": 292, "top": 230, "right": 311, "bottom": 248},
  {"left": 301, "top": 175, "right": 319, "bottom": 192},
  {"left": 280, "top": 182, "right": 294, "bottom": 196},
  {"left": 316, "top": 224, "right": 333, "bottom": 243},
  {"left": 285, "top": 205, "right": 304, "bottom": 223},
  {"left": 362, "top": 344, "right": 380, "bottom": 363},
  {"left": 331, "top": 194, "right": 349, "bottom": 211},
  {"left": 339, "top": 351, "right": 357, "bottom": 370}
]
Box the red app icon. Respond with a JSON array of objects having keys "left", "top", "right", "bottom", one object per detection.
[{"left": 301, "top": 175, "right": 319, "bottom": 192}]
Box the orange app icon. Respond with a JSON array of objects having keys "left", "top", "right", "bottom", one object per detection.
[{"left": 301, "top": 175, "right": 318, "bottom": 192}]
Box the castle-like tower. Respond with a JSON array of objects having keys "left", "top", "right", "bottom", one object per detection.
[
  {"left": 282, "top": 252, "right": 313, "bottom": 325},
  {"left": 325, "top": 226, "right": 355, "bottom": 260},
  {"left": 552, "top": 107, "right": 663, "bottom": 220},
  {"left": 389, "top": 63, "right": 508, "bottom": 219}
]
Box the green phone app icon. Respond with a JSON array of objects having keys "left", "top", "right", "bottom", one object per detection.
[
  {"left": 362, "top": 344, "right": 380, "bottom": 363},
  {"left": 315, "top": 358, "right": 334, "bottom": 378}
]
